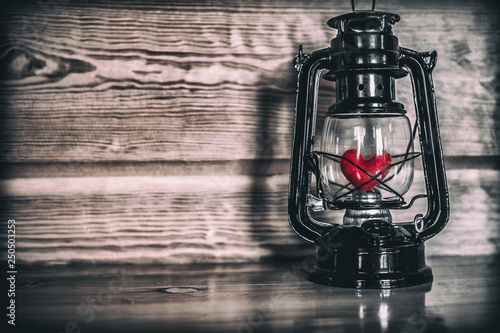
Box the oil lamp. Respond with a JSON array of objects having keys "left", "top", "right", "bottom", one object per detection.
[{"left": 288, "top": 1, "right": 450, "bottom": 288}]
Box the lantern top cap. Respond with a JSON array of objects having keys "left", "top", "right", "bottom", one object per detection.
[{"left": 327, "top": 11, "right": 400, "bottom": 34}]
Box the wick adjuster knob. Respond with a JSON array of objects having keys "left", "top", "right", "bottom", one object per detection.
[{"left": 361, "top": 220, "right": 395, "bottom": 246}]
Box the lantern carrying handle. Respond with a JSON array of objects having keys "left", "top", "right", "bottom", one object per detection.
[
  {"left": 399, "top": 47, "right": 450, "bottom": 241},
  {"left": 289, "top": 47, "right": 337, "bottom": 243}
]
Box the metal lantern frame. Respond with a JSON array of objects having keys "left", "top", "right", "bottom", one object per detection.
[{"left": 288, "top": 8, "right": 450, "bottom": 288}]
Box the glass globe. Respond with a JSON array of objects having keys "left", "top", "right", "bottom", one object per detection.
[{"left": 319, "top": 113, "right": 415, "bottom": 203}]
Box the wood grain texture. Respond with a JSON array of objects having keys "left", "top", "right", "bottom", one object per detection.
[
  {"left": 1, "top": 169, "right": 498, "bottom": 265},
  {"left": 14, "top": 256, "right": 500, "bottom": 332},
  {"left": 0, "top": 0, "right": 498, "bottom": 164},
  {"left": 1, "top": 0, "right": 499, "bottom": 267},
  {"left": 0, "top": 156, "right": 498, "bottom": 179}
]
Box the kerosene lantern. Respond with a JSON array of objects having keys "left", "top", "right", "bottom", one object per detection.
[{"left": 288, "top": 1, "right": 450, "bottom": 288}]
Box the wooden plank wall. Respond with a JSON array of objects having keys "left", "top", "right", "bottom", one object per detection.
[{"left": 0, "top": 0, "right": 499, "bottom": 265}]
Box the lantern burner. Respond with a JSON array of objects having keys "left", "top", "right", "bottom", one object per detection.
[{"left": 343, "top": 190, "right": 393, "bottom": 227}]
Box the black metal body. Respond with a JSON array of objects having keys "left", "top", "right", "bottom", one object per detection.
[{"left": 288, "top": 11, "right": 450, "bottom": 288}]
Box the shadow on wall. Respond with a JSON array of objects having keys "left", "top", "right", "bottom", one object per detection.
[
  {"left": 249, "top": 66, "right": 300, "bottom": 259},
  {"left": 248, "top": 60, "right": 335, "bottom": 259},
  {"left": 479, "top": 3, "right": 500, "bottom": 254}
]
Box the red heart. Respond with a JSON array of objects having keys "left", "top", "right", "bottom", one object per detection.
[{"left": 340, "top": 149, "right": 392, "bottom": 191}]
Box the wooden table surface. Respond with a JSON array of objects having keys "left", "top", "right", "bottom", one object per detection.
[{"left": 14, "top": 255, "right": 500, "bottom": 333}]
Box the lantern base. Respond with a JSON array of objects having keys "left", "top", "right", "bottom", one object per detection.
[
  {"left": 308, "top": 222, "right": 433, "bottom": 288},
  {"left": 308, "top": 264, "right": 433, "bottom": 289}
]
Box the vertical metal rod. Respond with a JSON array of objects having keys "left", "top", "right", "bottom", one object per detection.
[
  {"left": 372, "top": 0, "right": 377, "bottom": 11},
  {"left": 351, "top": 0, "right": 355, "bottom": 12}
]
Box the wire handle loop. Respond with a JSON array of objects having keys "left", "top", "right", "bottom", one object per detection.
[{"left": 414, "top": 214, "right": 424, "bottom": 233}]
